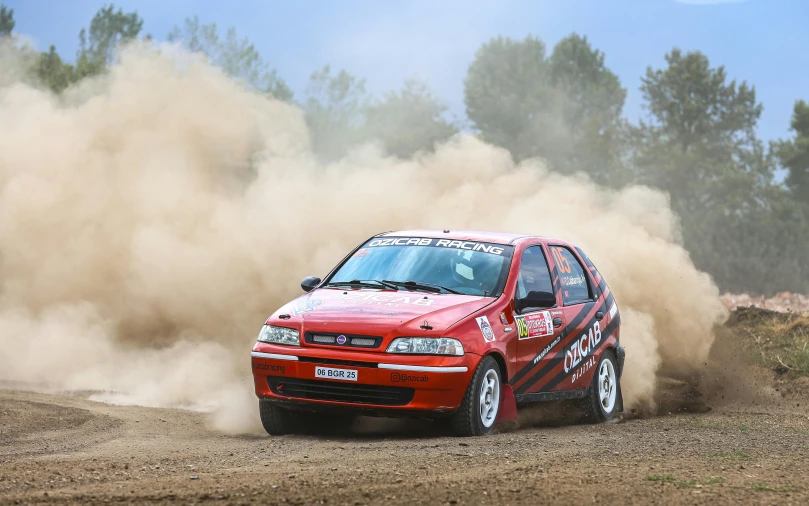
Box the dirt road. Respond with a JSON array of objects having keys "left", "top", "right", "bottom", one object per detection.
[{"left": 2, "top": 369, "right": 808, "bottom": 506}]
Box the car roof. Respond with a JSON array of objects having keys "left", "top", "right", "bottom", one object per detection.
[{"left": 377, "top": 229, "right": 561, "bottom": 246}]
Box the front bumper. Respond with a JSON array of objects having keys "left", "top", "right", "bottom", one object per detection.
[{"left": 251, "top": 343, "right": 476, "bottom": 414}]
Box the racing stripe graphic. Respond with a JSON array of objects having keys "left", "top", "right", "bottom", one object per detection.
[
  {"left": 515, "top": 298, "right": 608, "bottom": 394},
  {"left": 513, "top": 287, "right": 616, "bottom": 394},
  {"left": 541, "top": 312, "right": 621, "bottom": 392},
  {"left": 511, "top": 285, "right": 613, "bottom": 389},
  {"left": 523, "top": 292, "right": 619, "bottom": 394},
  {"left": 509, "top": 300, "right": 588, "bottom": 386},
  {"left": 510, "top": 246, "right": 616, "bottom": 393}
]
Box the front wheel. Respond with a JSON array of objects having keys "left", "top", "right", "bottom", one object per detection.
[
  {"left": 259, "top": 399, "right": 294, "bottom": 435},
  {"left": 582, "top": 349, "right": 619, "bottom": 423},
  {"left": 451, "top": 356, "right": 501, "bottom": 437}
]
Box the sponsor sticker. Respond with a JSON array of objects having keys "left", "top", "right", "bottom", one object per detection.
[
  {"left": 532, "top": 335, "right": 561, "bottom": 365},
  {"left": 390, "top": 372, "right": 428, "bottom": 383},
  {"left": 353, "top": 248, "right": 368, "bottom": 258},
  {"left": 560, "top": 274, "right": 586, "bottom": 286},
  {"left": 564, "top": 321, "right": 602, "bottom": 374},
  {"left": 366, "top": 237, "right": 507, "bottom": 256},
  {"left": 515, "top": 311, "right": 554, "bottom": 340},
  {"left": 499, "top": 312, "right": 509, "bottom": 325},
  {"left": 253, "top": 363, "right": 286, "bottom": 374},
  {"left": 291, "top": 298, "right": 323, "bottom": 316},
  {"left": 332, "top": 292, "right": 434, "bottom": 307},
  {"left": 476, "top": 316, "right": 496, "bottom": 342}
]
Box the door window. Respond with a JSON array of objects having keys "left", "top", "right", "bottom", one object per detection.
[
  {"left": 515, "top": 246, "right": 553, "bottom": 300},
  {"left": 549, "top": 246, "right": 592, "bottom": 305}
]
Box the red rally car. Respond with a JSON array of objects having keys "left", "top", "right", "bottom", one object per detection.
[{"left": 252, "top": 230, "right": 625, "bottom": 436}]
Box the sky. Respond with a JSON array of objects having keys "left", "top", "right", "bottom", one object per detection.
[{"left": 6, "top": 0, "right": 809, "bottom": 142}]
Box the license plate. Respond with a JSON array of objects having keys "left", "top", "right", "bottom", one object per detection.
[{"left": 315, "top": 366, "right": 358, "bottom": 382}]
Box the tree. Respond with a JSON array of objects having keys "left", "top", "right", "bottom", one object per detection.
[
  {"left": 630, "top": 49, "right": 808, "bottom": 294},
  {"left": 34, "top": 45, "right": 76, "bottom": 93},
  {"left": 78, "top": 3, "right": 142, "bottom": 67},
  {"left": 303, "top": 65, "right": 368, "bottom": 160},
  {"left": 362, "top": 78, "right": 457, "bottom": 158},
  {"left": 464, "top": 34, "right": 627, "bottom": 184},
  {"left": 0, "top": 4, "right": 13, "bottom": 37},
  {"left": 632, "top": 49, "right": 768, "bottom": 211},
  {"left": 777, "top": 100, "right": 809, "bottom": 203},
  {"left": 168, "top": 16, "right": 292, "bottom": 101},
  {"left": 548, "top": 34, "right": 628, "bottom": 184}
]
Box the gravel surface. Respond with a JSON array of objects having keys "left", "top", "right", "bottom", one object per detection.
[{"left": 1, "top": 371, "right": 808, "bottom": 505}]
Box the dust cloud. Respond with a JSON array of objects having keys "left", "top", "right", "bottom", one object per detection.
[{"left": 0, "top": 45, "right": 727, "bottom": 432}]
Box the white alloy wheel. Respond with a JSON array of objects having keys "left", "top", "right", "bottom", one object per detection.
[
  {"left": 598, "top": 358, "right": 617, "bottom": 414},
  {"left": 479, "top": 368, "right": 501, "bottom": 428}
]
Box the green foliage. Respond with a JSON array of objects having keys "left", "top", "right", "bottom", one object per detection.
[
  {"left": 362, "top": 78, "right": 457, "bottom": 158},
  {"left": 708, "top": 450, "right": 751, "bottom": 460},
  {"left": 0, "top": 4, "right": 14, "bottom": 37},
  {"left": 78, "top": 3, "right": 142, "bottom": 66},
  {"left": 777, "top": 100, "right": 809, "bottom": 203},
  {"left": 27, "top": 4, "right": 142, "bottom": 94},
  {"left": 303, "top": 65, "right": 368, "bottom": 160},
  {"left": 727, "top": 307, "right": 809, "bottom": 377},
  {"left": 168, "top": 16, "right": 293, "bottom": 101},
  {"left": 34, "top": 46, "right": 75, "bottom": 94},
  {"left": 464, "top": 34, "right": 627, "bottom": 185},
  {"left": 630, "top": 49, "right": 809, "bottom": 294},
  {"left": 751, "top": 483, "right": 799, "bottom": 493},
  {"left": 632, "top": 49, "right": 768, "bottom": 211},
  {"left": 647, "top": 474, "right": 675, "bottom": 482}
]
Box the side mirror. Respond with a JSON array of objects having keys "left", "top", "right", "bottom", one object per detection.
[
  {"left": 300, "top": 276, "right": 321, "bottom": 292},
  {"left": 515, "top": 290, "right": 556, "bottom": 313}
]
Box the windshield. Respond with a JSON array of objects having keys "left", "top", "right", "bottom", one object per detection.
[{"left": 328, "top": 237, "right": 513, "bottom": 297}]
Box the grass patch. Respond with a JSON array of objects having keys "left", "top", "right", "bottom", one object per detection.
[
  {"left": 737, "top": 424, "right": 751, "bottom": 432},
  {"left": 647, "top": 475, "right": 726, "bottom": 487},
  {"left": 708, "top": 450, "right": 751, "bottom": 461},
  {"left": 752, "top": 483, "right": 798, "bottom": 493},
  {"left": 727, "top": 307, "right": 809, "bottom": 377}
]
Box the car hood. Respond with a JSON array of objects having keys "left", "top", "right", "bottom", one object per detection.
[{"left": 268, "top": 287, "right": 492, "bottom": 340}]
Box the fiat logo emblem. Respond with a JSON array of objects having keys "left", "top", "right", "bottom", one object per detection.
[{"left": 336, "top": 335, "right": 347, "bottom": 345}]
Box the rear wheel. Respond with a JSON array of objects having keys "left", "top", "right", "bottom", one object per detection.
[
  {"left": 451, "top": 356, "right": 501, "bottom": 437},
  {"left": 259, "top": 399, "right": 294, "bottom": 435},
  {"left": 582, "top": 349, "right": 619, "bottom": 423}
]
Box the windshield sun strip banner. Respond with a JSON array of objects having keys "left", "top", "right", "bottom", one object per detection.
[{"left": 365, "top": 237, "right": 513, "bottom": 256}]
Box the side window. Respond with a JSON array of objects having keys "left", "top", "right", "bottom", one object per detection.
[
  {"left": 516, "top": 246, "right": 553, "bottom": 300},
  {"left": 549, "top": 246, "right": 591, "bottom": 305}
]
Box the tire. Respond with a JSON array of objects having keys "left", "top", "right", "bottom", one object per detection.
[
  {"left": 582, "top": 349, "right": 619, "bottom": 423},
  {"left": 259, "top": 399, "right": 294, "bottom": 435},
  {"left": 451, "top": 356, "right": 502, "bottom": 437}
]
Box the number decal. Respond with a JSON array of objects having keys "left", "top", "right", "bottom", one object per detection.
[{"left": 551, "top": 247, "right": 571, "bottom": 274}]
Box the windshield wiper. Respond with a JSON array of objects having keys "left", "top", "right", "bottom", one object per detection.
[
  {"left": 382, "top": 280, "right": 462, "bottom": 295},
  {"left": 323, "top": 279, "right": 399, "bottom": 290}
]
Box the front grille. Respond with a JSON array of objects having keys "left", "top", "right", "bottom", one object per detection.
[
  {"left": 267, "top": 377, "right": 414, "bottom": 406},
  {"left": 304, "top": 332, "right": 382, "bottom": 349},
  {"left": 298, "top": 356, "right": 378, "bottom": 368}
]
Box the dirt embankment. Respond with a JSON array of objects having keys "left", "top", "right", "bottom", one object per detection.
[{"left": 2, "top": 307, "right": 809, "bottom": 505}]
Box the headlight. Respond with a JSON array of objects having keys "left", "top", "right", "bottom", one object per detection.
[
  {"left": 257, "top": 325, "right": 300, "bottom": 346},
  {"left": 386, "top": 337, "right": 464, "bottom": 356}
]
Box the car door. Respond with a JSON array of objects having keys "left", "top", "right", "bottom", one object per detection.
[
  {"left": 509, "top": 245, "right": 565, "bottom": 394},
  {"left": 540, "top": 244, "right": 604, "bottom": 392}
]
